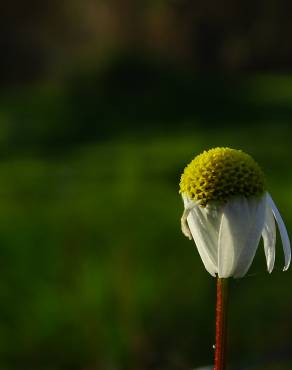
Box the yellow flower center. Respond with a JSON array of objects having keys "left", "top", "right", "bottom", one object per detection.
[{"left": 179, "top": 147, "right": 265, "bottom": 206}]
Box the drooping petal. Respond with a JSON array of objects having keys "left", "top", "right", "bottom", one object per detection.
[
  {"left": 181, "top": 208, "right": 193, "bottom": 240},
  {"left": 181, "top": 194, "right": 196, "bottom": 240},
  {"left": 266, "top": 193, "right": 291, "bottom": 271},
  {"left": 262, "top": 195, "right": 276, "bottom": 273},
  {"left": 187, "top": 209, "right": 217, "bottom": 276},
  {"left": 218, "top": 197, "right": 249, "bottom": 278},
  {"left": 218, "top": 196, "right": 266, "bottom": 278},
  {"left": 182, "top": 194, "right": 221, "bottom": 276}
]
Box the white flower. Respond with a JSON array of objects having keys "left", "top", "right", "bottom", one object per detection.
[
  {"left": 179, "top": 147, "right": 291, "bottom": 278},
  {"left": 181, "top": 192, "right": 291, "bottom": 278}
]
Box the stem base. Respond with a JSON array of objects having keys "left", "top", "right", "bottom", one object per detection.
[{"left": 214, "top": 278, "right": 228, "bottom": 370}]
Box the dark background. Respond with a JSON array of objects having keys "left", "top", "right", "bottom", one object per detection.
[{"left": 1, "top": 1, "right": 292, "bottom": 369}]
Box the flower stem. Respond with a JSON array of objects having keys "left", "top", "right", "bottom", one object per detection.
[{"left": 214, "top": 277, "right": 229, "bottom": 370}]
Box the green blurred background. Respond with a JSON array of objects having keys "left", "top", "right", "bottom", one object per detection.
[{"left": 2, "top": 1, "right": 292, "bottom": 369}]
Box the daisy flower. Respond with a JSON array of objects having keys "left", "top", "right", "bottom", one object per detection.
[{"left": 180, "top": 147, "right": 291, "bottom": 278}]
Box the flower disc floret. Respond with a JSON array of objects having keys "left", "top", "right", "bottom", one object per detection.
[{"left": 179, "top": 147, "right": 265, "bottom": 206}]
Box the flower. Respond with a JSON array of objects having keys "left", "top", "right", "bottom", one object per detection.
[{"left": 179, "top": 147, "right": 291, "bottom": 278}]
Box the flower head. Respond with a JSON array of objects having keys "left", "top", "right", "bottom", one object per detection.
[
  {"left": 180, "top": 147, "right": 265, "bottom": 206},
  {"left": 180, "top": 147, "right": 291, "bottom": 278}
]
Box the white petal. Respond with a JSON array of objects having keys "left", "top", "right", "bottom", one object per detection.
[
  {"left": 182, "top": 195, "right": 221, "bottom": 276},
  {"left": 181, "top": 194, "right": 196, "bottom": 239},
  {"left": 181, "top": 208, "right": 193, "bottom": 240},
  {"left": 267, "top": 193, "right": 291, "bottom": 271},
  {"left": 218, "top": 196, "right": 266, "bottom": 278},
  {"left": 262, "top": 195, "right": 276, "bottom": 273},
  {"left": 187, "top": 210, "right": 217, "bottom": 276}
]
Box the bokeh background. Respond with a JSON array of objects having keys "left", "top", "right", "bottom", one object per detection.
[{"left": 2, "top": 1, "right": 292, "bottom": 369}]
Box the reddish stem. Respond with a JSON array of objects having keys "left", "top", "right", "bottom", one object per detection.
[{"left": 214, "top": 278, "right": 229, "bottom": 370}]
